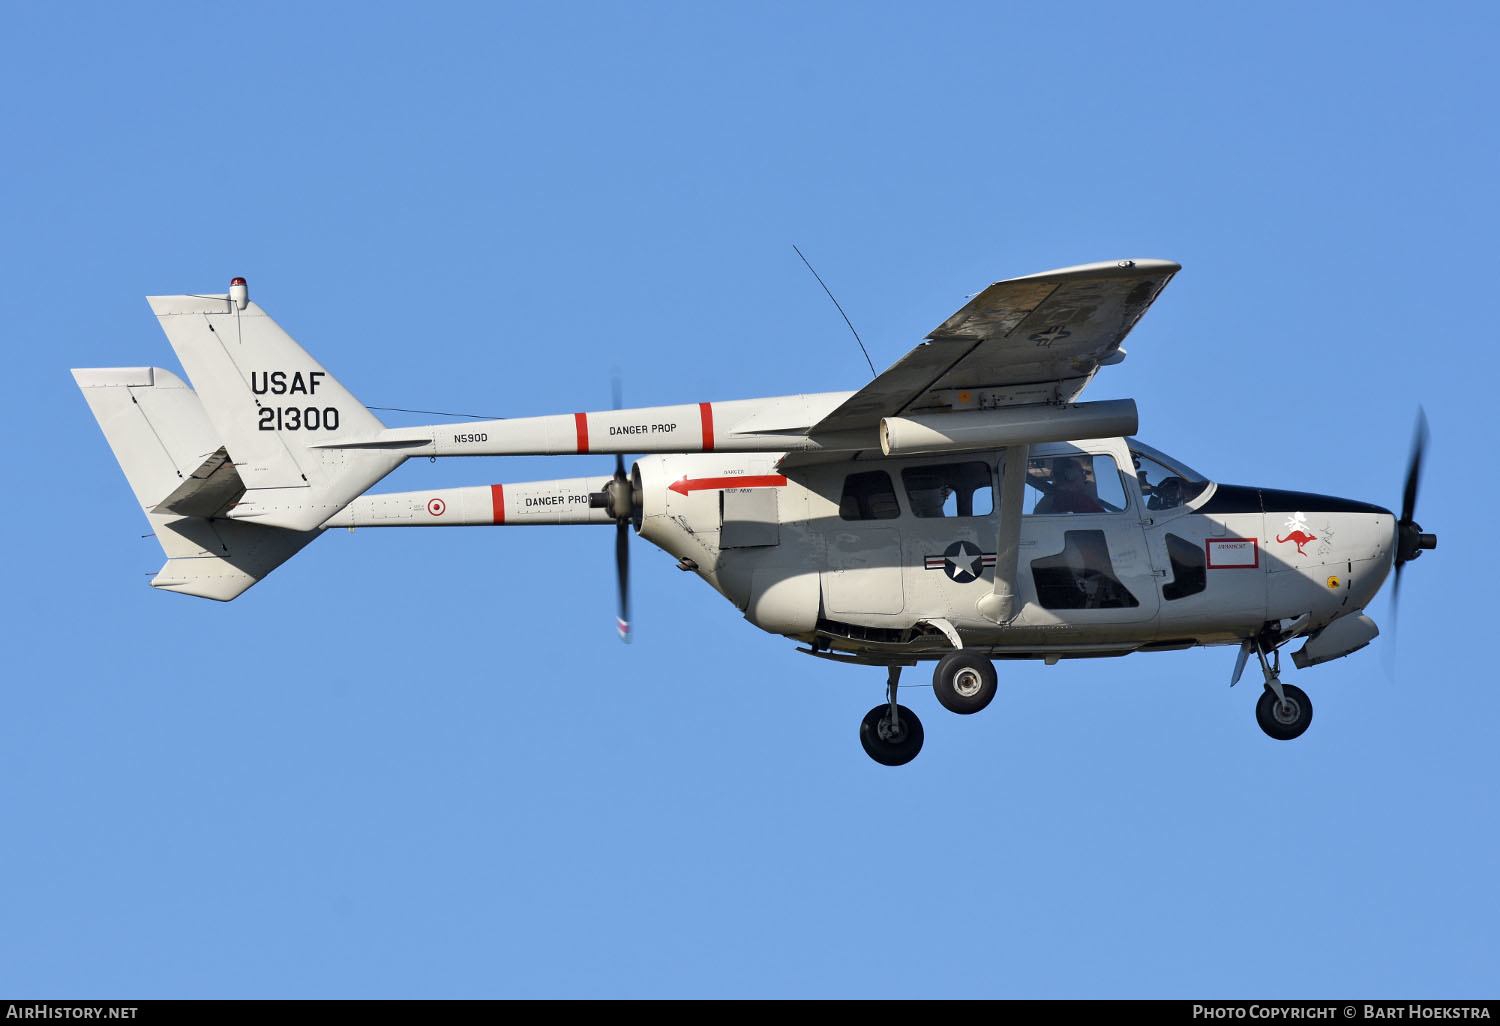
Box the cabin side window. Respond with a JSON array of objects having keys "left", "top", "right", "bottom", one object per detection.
[
  {"left": 900, "top": 462, "right": 994, "bottom": 518},
  {"left": 1023, "top": 454, "right": 1128, "bottom": 515},
  {"left": 839, "top": 470, "right": 901, "bottom": 521},
  {"left": 1030, "top": 530, "right": 1141, "bottom": 609},
  {"left": 1163, "top": 533, "right": 1207, "bottom": 600}
]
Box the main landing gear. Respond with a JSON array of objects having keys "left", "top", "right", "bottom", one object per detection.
[
  {"left": 859, "top": 651, "right": 1001, "bottom": 765},
  {"left": 931, "top": 649, "right": 998, "bottom": 715},
  {"left": 1249, "top": 642, "right": 1313, "bottom": 741},
  {"left": 859, "top": 666, "right": 924, "bottom": 767}
]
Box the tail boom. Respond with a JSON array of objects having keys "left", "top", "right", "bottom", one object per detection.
[{"left": 312, "top": 393, "right": 863, "bottom": 460}]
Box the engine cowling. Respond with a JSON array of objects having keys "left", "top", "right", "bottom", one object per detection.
[{"left": 631, "top": 453, "right": 820, "bottom": 636}]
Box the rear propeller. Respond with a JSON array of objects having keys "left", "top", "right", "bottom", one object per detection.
[
  {"left": 1390, "top": 407, "right": 1438, "bottom": 634},
  {"left": 588, "top": 377, "right": 642, "bottom": 642}
]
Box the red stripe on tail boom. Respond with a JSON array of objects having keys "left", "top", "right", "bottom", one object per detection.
[{"left": 699, "top": 402, "right": 714, "bottom": 451}]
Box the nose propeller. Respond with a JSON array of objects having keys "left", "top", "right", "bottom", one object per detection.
[{"left": 1390, "top": 407, "right": 1437, "bottom": 629}]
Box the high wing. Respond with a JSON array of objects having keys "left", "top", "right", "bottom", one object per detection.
[{"left": 806, "top": 259, "right": 1179, "bottom": 437}]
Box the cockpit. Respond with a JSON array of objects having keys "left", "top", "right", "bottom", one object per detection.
[
  {"left": 834, "top": 439, "right": 1213, "bottom": 522},
  {"left": 1125, "top": 438, "right": 1210, "bottom": 512},
  {"left": 1017, "top": 440, "right": 1209, "bottom": 517}
]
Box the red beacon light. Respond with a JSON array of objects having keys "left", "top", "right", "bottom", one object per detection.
[{"left": 229, "top": 277, "right": 248, "bottom": 310}]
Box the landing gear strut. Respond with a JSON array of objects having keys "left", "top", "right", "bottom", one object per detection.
[
  {"left": 1251, "top": 643, "right": 1313, "bottom": 740},
  {"left": 859, "top": 665, "right": 924, "bottom": 766}
]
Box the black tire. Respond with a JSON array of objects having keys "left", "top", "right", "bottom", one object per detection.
[
  {"left": 859, "top": 704, "right": 925, "bottom": 766},
  {"left": 932, "top": 650, "right": 998, "bottom": 715},
  {"left": 1256, "top": 683, "right": 1313, "bottom": 740}
]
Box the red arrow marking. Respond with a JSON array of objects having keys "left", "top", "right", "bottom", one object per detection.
[{"left": 669, "top": 474, "right": 787, "bottom": 496}]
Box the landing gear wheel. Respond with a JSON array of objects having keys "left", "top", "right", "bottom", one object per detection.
[
  {"left": 932, "top": 650, "right": 997, "bottom": 715},
  {"left": 1256, "top": 683, "right": 1313, "bottom": 740},
  {"left": 859, "top": 704, "right": 925, "bottom": 766}
]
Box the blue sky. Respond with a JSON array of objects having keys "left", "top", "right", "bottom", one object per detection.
[{"left": 2, "top": 1, "right": 1495, "bottom": 999}]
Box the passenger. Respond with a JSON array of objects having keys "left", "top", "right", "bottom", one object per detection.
[
  {"left": 908, "top": 479, "right": 952, "bottom": 518},
  {"left": 1034, "top": 458, "right": 1104, "bottom": 515}
]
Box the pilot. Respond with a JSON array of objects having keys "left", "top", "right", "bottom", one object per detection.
[
  {"left": 1035, "top": 457, "right": 1104, "bottom": 515},
  {"left": 1147, "top": 476, "right": 1184, "bottom": 511}
]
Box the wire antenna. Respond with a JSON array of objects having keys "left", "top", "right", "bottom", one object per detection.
[
  {"left": 365, "top": 405, "right": 505, "bottom": 420},
  {"left": 793, "top": 245, "right": 876, "bottom": 380}
]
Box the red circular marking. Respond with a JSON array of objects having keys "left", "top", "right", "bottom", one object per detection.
[{"left": 427, "top": 497, "right": 446, "bottom": 517}]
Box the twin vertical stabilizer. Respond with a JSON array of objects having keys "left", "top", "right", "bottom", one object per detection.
[
  {"left": 71, "top": 365, "right": 318, "bottom": 600},
  {"left": 144, "top": 293, "right": 400, "bottom": 531},
  {"left": 73, "top": 284, "right": 400, "bottom": 598}
]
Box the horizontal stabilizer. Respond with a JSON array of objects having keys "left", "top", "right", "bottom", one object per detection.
[
  {"left": 154, "top": 447, "right": 245, "bottom": 518},
  {"left": 149, "top": 519, "right": 320, "bottom": 601}
]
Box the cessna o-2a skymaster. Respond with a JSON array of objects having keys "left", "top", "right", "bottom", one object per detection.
[{"left": 74, "top": 259, "right": 1436, "bottom": 765}]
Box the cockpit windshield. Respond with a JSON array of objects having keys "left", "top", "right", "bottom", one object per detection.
[{"left": 1125, "top": 438, "right": 1210, "bottom": 511}]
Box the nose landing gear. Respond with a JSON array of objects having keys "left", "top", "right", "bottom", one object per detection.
[
  {"left": 1256, "top": 682, "right": 1313, "bottom": 740},
  {"left": 1250, "top": 642, "right": 1313, "bottom": 740}
]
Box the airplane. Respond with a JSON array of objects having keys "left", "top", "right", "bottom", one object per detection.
[{"left": 72, "top": 260, "right": 1436, "bottom": 765}]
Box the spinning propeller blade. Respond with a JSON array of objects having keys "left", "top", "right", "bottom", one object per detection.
[
  {"left": 615, "top": 453, "right": 631, "bottom": 642},
  {"left": 588, "top": 374, "right": 637, "bottom": 643},
  {"left": 1389, "top": 407, "right": 1437, "bottom": 642},
  {"left": 1399, "top": 407, "right": 1426, "bottom": 527}
]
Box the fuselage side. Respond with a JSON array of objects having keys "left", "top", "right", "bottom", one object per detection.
[{"left": 632, "top": 437, "right": 1394, "bottom": 662}]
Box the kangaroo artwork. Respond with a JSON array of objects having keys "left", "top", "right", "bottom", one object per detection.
[{"left": 1277, "top": 513, "right": 1319, "bottom": 556}]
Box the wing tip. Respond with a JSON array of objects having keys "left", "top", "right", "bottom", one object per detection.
[{"left": 1002, "top": 258, "right": 1181, "bottom": 284}]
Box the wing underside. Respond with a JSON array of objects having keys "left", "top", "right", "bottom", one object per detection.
[{"left": 808, "top": 259, "right": 1179, "bottom": 437}]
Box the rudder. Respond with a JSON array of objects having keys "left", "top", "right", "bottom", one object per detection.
[{"left": 147, "top": 291, "right": 404, "bottom": 531}]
